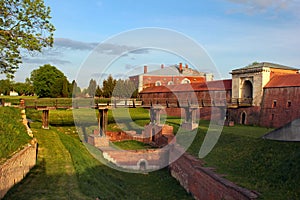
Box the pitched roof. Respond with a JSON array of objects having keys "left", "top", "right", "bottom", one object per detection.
[
  {"left": 231, "top": 62, "right": 299, "bottom": 74},
  {"left": 264, "top": 74, "right": 300, "bottom": 88},
  {"left": 140, "top": 79, "right": 232, "bottom": 93}
]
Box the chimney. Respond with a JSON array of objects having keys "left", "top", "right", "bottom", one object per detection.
[
  {"left": 179, "top": 63, "right": 183, "bottom": 72},
  {"left": 185, "top": 64, "right": 188, "bottom": 68},
  {"left": 144, "top": 65, "right": 148, "bottom": 74},
  {"left": 161, "top": 64, "right": 164, "bottom": 69}
]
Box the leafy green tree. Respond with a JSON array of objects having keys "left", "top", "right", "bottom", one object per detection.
[
  {"left": 30, "top": 64, "right": 70, "bottom": 97},
  {"left": 0, "top": 0, "right": 55, "bottom": 78},
  {"left": 95, "top": 85, "right": 102, "bottom": 97},
  {"left": 102, "top": 75, "right": 116, "bottom": 98},
  {"left": 0, "top": 79, "right": 12, "bottom": 95},
  {"left": 61, "top": 79, "right": 69, "bottom": 97},
  {"left": 87, "top": 79, "right": 97, "bottom": 97},
  {"left": 13, "top": 81, "right": 34, "bottom": 96}
]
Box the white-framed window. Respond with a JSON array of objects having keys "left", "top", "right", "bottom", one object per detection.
[
  {"left": 155, "top": 81, "right": 161, "bottom": 86},
  {"left": 181, "top": 78, "right": 191, "bottom": 84},
  {"left": 167, "top": 81, "right": 174, "bottom": 85}
]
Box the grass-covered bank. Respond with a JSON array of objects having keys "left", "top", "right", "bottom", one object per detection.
[
  {"left": 3, "top": 122, "right": 192, "bottom": 199},
  {"left": 0, "top": 107, "right": 31, "bottom": 161},
  {"left": 186, "top": 121, "right": 300, "bottom": 199}
]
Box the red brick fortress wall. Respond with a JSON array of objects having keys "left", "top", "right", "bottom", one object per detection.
[
  {"left": 169, "top": 146, "right": 259, "bottom": 200},
  {"left": 260, "top": 87, "right": 300, "bottom": 128}
]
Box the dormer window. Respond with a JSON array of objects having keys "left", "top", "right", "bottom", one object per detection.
[
  {"left": 181, "top": 78, "right": 190, "bottom": 84},
  {"left": 155, "top": 81, "right": 161, "bottom": 86}
]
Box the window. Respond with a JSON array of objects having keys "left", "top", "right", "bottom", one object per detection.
[
  {"left": 181, "top": 78, "right": 191, "bottom": 84},
  {"left": 287, "top": 101, "right": 291, "bottom": 108},
  {"left": 272, "top": 100, "right": 277, "bottom": 108},
  {"left": 167, "top": 81, "right": 174, "bottom": 85},
  {"left": 271, "top": 114, "right": 274, "bottom": 120},
  {"left": 155, "top": 81, "right": 161, "bottom": 86}
]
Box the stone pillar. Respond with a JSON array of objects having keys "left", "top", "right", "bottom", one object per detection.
[
  {"left": 182, "top": 106, "right": 199, "bottom": 130},
  {"left": 42, "top": 109, "right": 49, "bottom": 129},
  {"left": 98, "top": 107, "right": 108, "bottom": 136},
  {"left": 150, "top": 105, "right": 164, "bottom": 125}
]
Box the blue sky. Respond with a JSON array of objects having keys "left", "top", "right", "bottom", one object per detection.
[{"left": 11, "top": 0, "right": 300, "bottom": 87}]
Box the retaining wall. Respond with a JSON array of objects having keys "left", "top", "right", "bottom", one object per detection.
[
  {"left": 169, "top": 146, "right": 258, "bottom": 200},
  {"left": 0, "top": 140, "right": 37, "bottom": 199}
]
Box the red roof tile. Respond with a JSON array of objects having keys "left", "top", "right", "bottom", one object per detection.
[
  {"left": 264, "top": 74, "right": 300, "bottom": 88},
  {"left": 140, "top": 79, "right": 232, "bottom": 93}
]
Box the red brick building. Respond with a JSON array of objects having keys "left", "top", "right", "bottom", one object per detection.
[
  {"left": 129, "top": 63, "right": 213, "bottom": 92},
  {"left": 140, "top": 62, "right": 300, "bottom": 128},
  {"left": 259, "top": 74, "right": 300, "bottom": 127},
  {"left": 140, "top": 79, "right": 232, "bottom": 121}
]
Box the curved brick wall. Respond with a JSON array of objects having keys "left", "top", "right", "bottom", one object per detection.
[{"left": 169, "top": 145, "right": 259, "bottom": 200}]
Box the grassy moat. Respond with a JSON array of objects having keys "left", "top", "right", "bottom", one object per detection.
[{"left": 1, "top": 106, "right": 300, "bottom": 199}]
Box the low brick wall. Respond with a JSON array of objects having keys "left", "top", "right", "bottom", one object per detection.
[
  {"left": 0, "top": 140, "right": 37, "bottom": 199},
  {"left": 169, "top": 146, "right": 258, "bottom": 200}
]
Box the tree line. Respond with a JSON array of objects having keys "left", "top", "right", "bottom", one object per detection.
[{"left": 0, "top": 64, "right": 138, "bottom": 98}]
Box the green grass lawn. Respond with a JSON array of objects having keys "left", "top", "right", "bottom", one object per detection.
[
  {"left": 0, "top": 107, "right": 31, "bottom": 162},
  {"left": 113, "top": 140, "right": 155, "bottom": 150}
]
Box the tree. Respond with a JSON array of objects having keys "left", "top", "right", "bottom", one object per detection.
[
  {"left": 113, "top": 79, "right": 137, "bottom": 98},
  {"left": 95, "top": 85, "right": 102, "bottom": 97},
  {"left": 87, "top": 79, "right": 97, "bottom": 97},
  {"left": 0, "top": 0, "right": 55, "bottom": 78},
  {"left": 30, "top": 64, "right": 70, "bottom": 97},
  {"left": 71, "top": 80, "right": 81, "bottom": 98},
  {"left": 61, "top": 79, "right": 69, "bottom": 97},
  {"left": 12, "top": 81, "right": 34, "bottom": 96},
  {"left": 0, "top": 79, "right": 12, "bottom": 95},
  {"left": 102, "top": 75, "right": 116, "bottom": 98}
]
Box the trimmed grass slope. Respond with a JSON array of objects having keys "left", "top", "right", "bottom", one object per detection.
[
  {"left": 0, "top": 107, "right": 31, "bottom": 161},
  {"left": 187, "top": 121, "right": 300, "bottom": 199}
]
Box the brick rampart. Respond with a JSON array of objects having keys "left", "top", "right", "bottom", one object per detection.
[
  {"left": 169, "top": 146, "right": 258, "bottom": 200},
  {"left": 0, "top": 140, "right": 37, "bottom": 199}
]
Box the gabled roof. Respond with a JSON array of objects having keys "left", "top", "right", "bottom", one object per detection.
[
  {"left": 264, "top": 74, "right": 300, "bottom": 88},
  {"left": 231, "top": 62, "right": 299, "bottom": 74},
  {"left": 140, "top": 79, "right": 232, "bottom": 93}
]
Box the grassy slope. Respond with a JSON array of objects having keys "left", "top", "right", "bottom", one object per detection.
[
  {"left": 187, "top": 120, "right": 300, "bottom": 199},
  {"left": 0, "top": 107, "right": 31, "bottom": 161}
]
